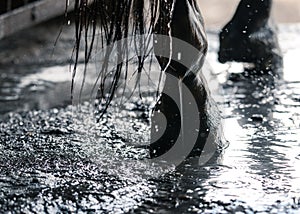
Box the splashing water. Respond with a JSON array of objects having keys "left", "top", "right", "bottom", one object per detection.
[{"left": 0, "top": 17, "right": 300, "bottom": 213}]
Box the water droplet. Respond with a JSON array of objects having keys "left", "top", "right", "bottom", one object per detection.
[
  {"left": 186, "top": 189, "right": 193, "bottom": 194},
  {"left": 177, "top": 52, "right": 182, "bottom": 61}
]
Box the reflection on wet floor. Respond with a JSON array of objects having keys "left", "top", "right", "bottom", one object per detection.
[{"left": 0, "top": 20, "right": 300, "bottom": 212}]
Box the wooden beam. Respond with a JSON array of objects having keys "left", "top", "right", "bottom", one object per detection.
[{"left": 0, "top": 0, "right": 75, "bottom": 40}]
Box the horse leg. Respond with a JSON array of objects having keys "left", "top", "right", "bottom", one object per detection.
[
  {"left": 218, "top": 0, "right": 282, "bottom": 73},
  {"left": 150, "top": 0, "right": 215, "bottom": 159}
]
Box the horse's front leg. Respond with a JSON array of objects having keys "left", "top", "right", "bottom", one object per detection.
[{"left": 150, "top": 0, "right": 212, "bottom": 160}]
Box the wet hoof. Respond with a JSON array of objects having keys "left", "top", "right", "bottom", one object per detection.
[
  {"left": 149, "top": 73, "right": 211, "bottom": 160},
  {"left": 218, "top": 0, "right": 283, "bottom": 72},
  {"left": 149, "top": 93, "right": 181, "bottom": 158}
]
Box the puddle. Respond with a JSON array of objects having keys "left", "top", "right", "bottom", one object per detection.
[{"left": 0, "top": 20, "right": 300, "bottom": 213}]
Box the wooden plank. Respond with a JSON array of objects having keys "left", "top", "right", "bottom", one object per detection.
[{"left": 0, "top": 0, "right": 75, "bottom": 40}]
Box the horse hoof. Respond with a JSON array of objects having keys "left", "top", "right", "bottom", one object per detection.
[{"left": 218, "top": 0, "right": 283, "bottom": 72}]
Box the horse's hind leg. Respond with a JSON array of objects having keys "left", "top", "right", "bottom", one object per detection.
[
  {"left": 150, "top": 0, "right": 213, "bottom": 159},
  {"left": 218, "top": 0, "right": 283, "bottom": 73}
]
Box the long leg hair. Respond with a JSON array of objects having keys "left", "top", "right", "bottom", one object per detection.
[{"left": 71, "top": 0, "right": 173, "bottom": 116}]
